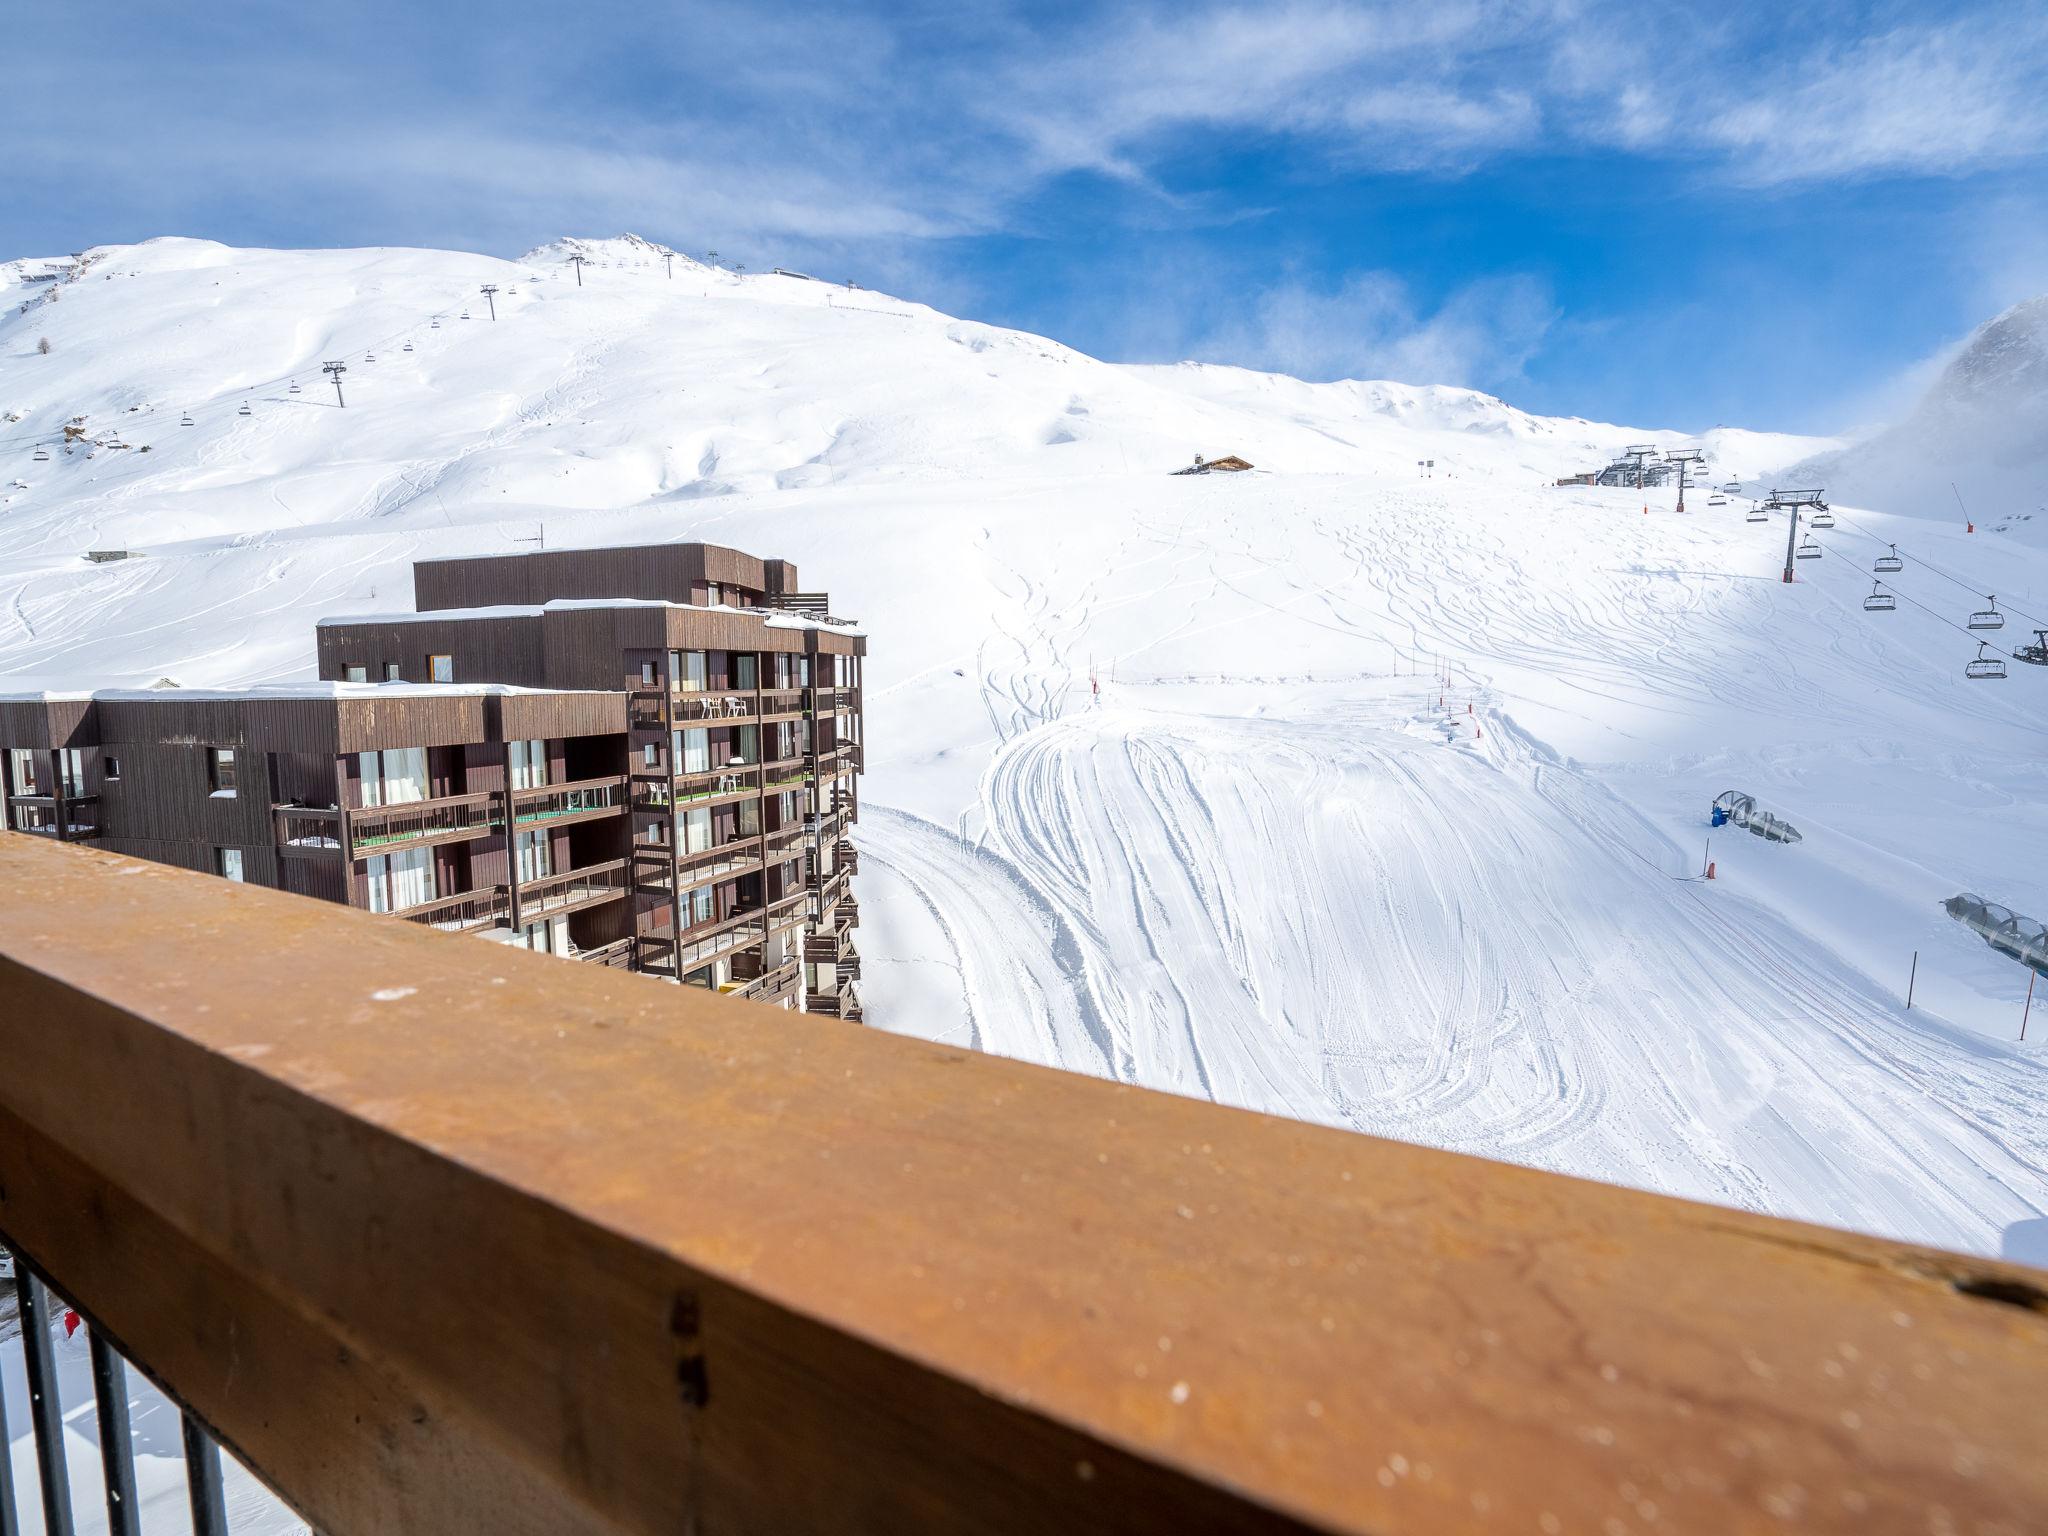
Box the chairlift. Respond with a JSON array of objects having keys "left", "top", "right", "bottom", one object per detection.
[
  {"left": 1795, "top": 537, "right": 1821, "bottom": 560},
  {"left": 1874, "top": 544, "right": 1902, "bottom": 574},
  {"left": 1966, "top": 643, "right": 2006, "bottom": 680},
  {"left": 403, "top": 341, "right": 414, "bottom": 352},
  {"left": 1863, "top": 584, "right": 1895, "bottom": 612},
  {"left": 32, "top": 445, "right": 49, "bottom": 462},
  {"left": 1745, "top": 503, "right": 1767, "bottom": 523},
  {"left": 431, "top": 318, "right": 441, "bottom": 329},
  {"left": 1810, "top": 507, "right": 1835, "bottom": 528},
  {"left": 289, "top": 381, "right": 301, "bottom": 394},
  {"left": 460, "top": 310, "right": 471, "bottom": 320},
  {"left": 1707, "top": 493, "right": 1727, "bottom": 506},
  {"left": 238, "top": 402, "right": 252, "bottom": 416},
  {"left": 1968, "top": 596, "right": 2005, "bottom": 631},
  {"left": 365, "top": 352, "right": 376, "bottom": 363},
  {"left": 180, "top": 413, "right": 195, "bottom": 427},
  {"left": 2014, "top": 630, "right": 2048, "bottom": 666}
]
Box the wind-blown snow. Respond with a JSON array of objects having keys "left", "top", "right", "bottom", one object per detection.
[{"left": 2, "top": 237, "right": 2044, "bottom": 1281}]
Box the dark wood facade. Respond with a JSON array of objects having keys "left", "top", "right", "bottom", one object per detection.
[{"left": 7, "top": 541, "right": 863, "bottom": 1016}]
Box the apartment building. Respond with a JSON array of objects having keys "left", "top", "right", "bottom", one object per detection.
[{"left": 0, "top": 541, "right": 865, "bottom": 1017}]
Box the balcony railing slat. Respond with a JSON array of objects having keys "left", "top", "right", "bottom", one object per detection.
[{"left": 1, "top": 836, "right": 2044, "bottom": 1536}]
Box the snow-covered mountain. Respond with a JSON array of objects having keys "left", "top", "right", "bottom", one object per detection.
[
  {"left": 1787, "top": 294, "right": 2048, "bottom": 536},
  {"left": 2, "top": 235, "right": 2044, "bottom": 1267}
]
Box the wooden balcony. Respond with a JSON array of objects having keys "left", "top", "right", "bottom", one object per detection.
[
  {"left": 510, "top": 774, "right": 626, "bottom": 831},
  {"left": 6, "top": 793, "right": 100, "bottom": 839},
  {"left": 273, "top": 802, "right": 343, "bottom": 855},
  {"left": 393, "top": 885, "right": 509, "bottom": 930},
  {"left": 518, "top": 857, "right": 629, "bottom": 918},
  {"left": 670, "top": 691, "right": 759, "bottom": 725},
  {"left": 758, "top": 688, "right": 805, "bottom": 721},
  {"left": 575, "top": 936, "right": 635, "bottom": 969},
  {"left": 3, "top": 835, "right": 2044, "bottom": 1536},
  {"left": 348, "top": 791, "right": 498, "bottom": 854},
  {"left": 626, "top": 688, "right": 667, "bottom": 730},
  {"left": 672, "top": 763, "right": 762, "bottom": 809}
]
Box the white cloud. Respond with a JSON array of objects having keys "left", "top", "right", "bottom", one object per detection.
[
  {"left": 1188, "top": 270, "right": 1560, "bottom": 391},
  {"left": 1705, "top": 21, "right": 2048, "bottom": 183}
]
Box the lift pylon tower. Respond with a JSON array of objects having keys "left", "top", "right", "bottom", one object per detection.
[
  {"left": 1623, "top": 444, "right": 1659, "bottom": 488},
  {"left": 1763, "top": 489, "right": 1828, "bottom": 583},
  {"left": 1665, "top": 448, "right": 1705, "bottom": 514}
]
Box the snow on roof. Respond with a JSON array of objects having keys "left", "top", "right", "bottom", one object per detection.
[
  {"left": 316, "top": 598, "right": 864, "bottom": 636},
  {"left": 0, "top": 682, "right": 598, "bottom": 705}
]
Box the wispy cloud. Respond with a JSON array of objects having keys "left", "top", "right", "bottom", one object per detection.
[{"left": 1704, "top": 20, "right": 2048, "bottom": 183}]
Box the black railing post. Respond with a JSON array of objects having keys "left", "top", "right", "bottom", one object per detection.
[
  {"left": 0, "top": 1262, "right": 18, "bottom": 1536},
  {"left": 181, "top": 1414, "right": 229, "bottom": 1536},
  {"left": 88, "top": 1333, "right": 141, "bottom": 1536},
  {"left": 15, "top": 1269, "right": 77, "bottom": 1536}
]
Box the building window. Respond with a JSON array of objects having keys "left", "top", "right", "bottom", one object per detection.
[
  {"left": 509, "top": 738, "right": 547, "bottom": 790},
  {"left": 358, "top": 747, "right": 427, "bottom": 807},
  {"left": 58, "top": 749, "right": 84, "bottom": 797},
  {"left": 678, "top": 727, "right": 709, "bottom": 774},
  {"left": 103, "top": 756, "right": 121, "bottom": 780},
  {"left": 215, "top": 847, "right": 245, "bottom": 883},
  {"left": 384, "top": 662, "right": 402, "bottom": 682},
  {"left": 642, "top": 741, "right": 660, "bottom": 769},
  {"left": 734, "top": 653, "right": 757, "bottom": 690},
  {"left": 680, "top": 805, "right": 712, "bottom": 853},
  {"left": 427, "top": 654, "right": 453, "bottom": 683},
  {"left": 365, "top": 847, "right": 434, "bottom": 913},
  {"left": 640, "top": 660, "right": 657, "bottom": 686},
  {"left": 6, "top": 748, "right": 40, "bottom": 797},
  {"left": 344, "top": 664, "right": 368, "bottom": 683},
  {"left": 689, "top": 887, "right": 714, "bottom": 926},
  {"left": 208, "top": 747, "right": 238, "bottom": 796},
  {"left": 515, "top": 829, "right": 551, "bottom": 884},
  {"left": 706, "top": 581, "right": 722, "bottom": 607},
  {"left": 676, "top": 651, "right": 708, "bottom": 692}
]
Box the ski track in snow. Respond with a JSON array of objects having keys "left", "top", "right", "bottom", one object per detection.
[{"left": 4, "top": 238, "right": 2044, "bottom": 1265}]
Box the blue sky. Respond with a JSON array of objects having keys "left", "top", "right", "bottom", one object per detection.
[{"left": 9, "top": 1, "right": 2048, "bottom": 432}]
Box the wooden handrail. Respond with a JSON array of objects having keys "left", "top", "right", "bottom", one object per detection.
[{"left": 0, "top": 835, "right": 2043, "bottom": 1535}]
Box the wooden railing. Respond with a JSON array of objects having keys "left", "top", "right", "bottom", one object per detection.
[
  {"left": 349, "top": 790, "right": 497, "bottom": 853},
  {"left": 1, "top": 835, "right": 2044, "bottom": 1536},
  {"left": 510, "top": 774, "right": 627, "bottom": 827},
  {"left": 519, "top": 858, "right": 629, "bottom": 913},
  {"left": 670, "top": 691, "right": 757, "bottom": 723},
  {"left": 273, "top": 803, "right": 343, "bottom": 853},
  {"left": 758, "top": 689, "right": 805, "bottom": 718},
  {"left": 6, "top": 794, "right": 100, "bottom": 839},
  {"left": 393, "top": 885, "right": 509, "bottom": 928},
  {"left": 576, "top": 936, "right": 635, "bottom": 969}
]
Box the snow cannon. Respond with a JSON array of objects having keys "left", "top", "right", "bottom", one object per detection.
[
  {"left": 1941, "top": 893, "right": 2048, "bottom": 978},
  {"left": 1711, "top": 791, "right": 1801, "bottom": 845}
]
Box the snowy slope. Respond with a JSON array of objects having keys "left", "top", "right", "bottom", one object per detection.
[{"left": 2, "top": 236, "right": 2045, "bottom": 1277}]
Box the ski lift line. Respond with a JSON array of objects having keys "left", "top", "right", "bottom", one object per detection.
[
  {"left": 1811, "top": 538, "right": 2028, "bottom": 663},
  {"left": 0, "top": 292, "right": 506, "bottom": 451},
  {"left": 1821, "top": 505, "right": 2048, "bottom": 630}
]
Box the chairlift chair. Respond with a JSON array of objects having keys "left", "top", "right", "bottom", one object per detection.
[
  {"left": 403, "top": 341, "right": 414, "bottom": 352},
  {"left": 1863, "top": 584, "right": 1895, "bottom": 612},
  {"left": 1746, "top": 503, "right": 1767, "bottom": 523},
  {"left": 1966, "top": 643, "right": 2006, "bottom": 680},
  {"left": 238, "top": 402, "right": 251, "bottom": 416},
  {"left": 289, "top": 380, "right": 301, "bottom": 394},
  {"left": 1810, "top": 507, "right": 1835, "bottom": 528},
  {"left": 365, "top": 352, "right": 376, "bottom": 363},
  {"left": 460, "top": 310, "right": 471, "bottom": 320},
  {"left": 180, "top": 414, "right": 194, "bottom": 426},
  {"left": 1968, "top": 597, "right": 2005, "bottom": 631},
  {"left": 32, "top": 446, "right": 49, "bottom": 461},
  {"left": 1795, "top": 537, "right": 1821, "bottom": 560},
  {"left": 1874, "top": 545, "right": 1903, "bottom": 574}
]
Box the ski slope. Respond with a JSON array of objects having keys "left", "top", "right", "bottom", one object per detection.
[{"left": 3, "top": 237, "right": 2046, "bottom": 1279}]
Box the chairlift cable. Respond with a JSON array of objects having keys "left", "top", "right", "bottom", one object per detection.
[{"left": 1821, "top": 506, "right": 2048, "bottom": 630}]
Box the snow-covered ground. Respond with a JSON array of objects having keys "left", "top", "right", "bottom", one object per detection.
[
  {"left": 3, "top": 236, "right": 2044, "bottom": 1275},
  {"left": 7, "top": 229, "right": 2048, "bottom": 1528}
]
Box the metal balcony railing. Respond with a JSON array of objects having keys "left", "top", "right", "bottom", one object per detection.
[
  {"left": 1, "top": 835, "right": 2043, "bottom": 1536},
  {"left": 518, "top": 858, "right": 629, "bottom": 916}
]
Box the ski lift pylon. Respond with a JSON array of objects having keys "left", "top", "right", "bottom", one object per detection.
[
  {"left": 1968, "top": 596, "right": 2004, "bottom": 631},
  {"left": 1966, "top": 643, "right": 2006, "bottom": 680},
  {"left": 1863, "top": 584, "right": 1895, "bottom": 612},
  {"left": 1874, "top": 544, "right": 1903, "bottom": 574}
]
